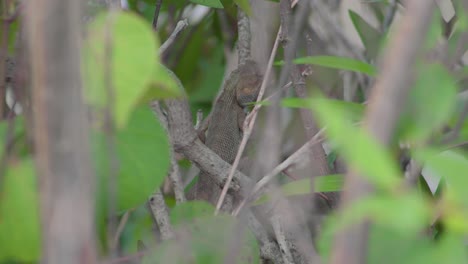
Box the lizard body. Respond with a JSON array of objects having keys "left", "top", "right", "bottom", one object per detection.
[{"left": 191, "top": 59, "right": 262, "bottom": 206}]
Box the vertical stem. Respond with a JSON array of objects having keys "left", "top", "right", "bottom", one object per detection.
[{"left": 27, "top": 0, "right": 97, "bottom": 263}]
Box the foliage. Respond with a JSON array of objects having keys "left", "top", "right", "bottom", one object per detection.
[{"left": 1, "top": 0, "right": 468, "bottom": 263}]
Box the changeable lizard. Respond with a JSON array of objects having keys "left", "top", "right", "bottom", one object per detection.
[{"left": 190, "top": 59, "right": 263, "bottom": 206}]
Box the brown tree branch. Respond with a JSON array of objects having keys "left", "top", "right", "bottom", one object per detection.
[
  {"left": 26, "top": 0, "right": 97, "bottom": 262},
  {"left": 330, "top": 1, "right": 436, "bottom": 264},
  {"left": 148, "top": 190, "right": 175, "bottom": 240}
]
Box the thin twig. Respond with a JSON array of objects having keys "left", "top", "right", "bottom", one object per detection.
[
  {"left": 194, "top": 109, "right": 203, "bottom": 130},
  {"left": 233, "top": 128, "right": 325, "bottom": 216},
  {"left": 382, "top": 0, "right": 398, "bottom": 33},
  {"left": 272, "top": 215, "right": 295, "bottom": 264},
  {"left": 111, "top": 210, "right": 132, "bottom": 249},
  {"left": 152, "top": 0, "right": 163, "bottom": 31},
  {"left": 214, "top": 26, "right": 283, "bottom": 214},
  {"left": 159, "top": 19, "right": 189, "bottom": 55},
  {"left": 262, "top": 81, "right": 293, "bottom": 103},
  {"left": 444, "top": 141, "right": 468, "bottom": 150}
]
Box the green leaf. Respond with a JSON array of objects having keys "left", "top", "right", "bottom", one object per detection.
[
  {"left": 311, "top": 97, "right": 401, "bottom": 190},
  {"left": 190, "top": 0, "right": 223, "bottom": 8},
  {"left": 281, "top": 98, "right": 365, "bottom": 123},
  {"left": 140, "top": 64, "right": 183, "bottom": 102},
  {"left": 367, "top": 224, "right": 435, "bottom": 264},
  {"left": 83, "top": 11, "right": 159, "bottom": 128},
  {"left": 348, "top": 10, "right": 383, "bottom": 60},
  {"left": 435, "top": 234, "right": 468, "bottom": 263},
  {"left": 189, "top": 52, "right": 226, "bottom": 103},
  {"left": 120, "top": 206, "right": 155, "bottom": 254},
  {"left": 356, "top": 193, "right": 431, "bottom": 233},
  {"left": 0, "top": 158, "right": 41, "bottom": 262},
  {"left": 254, "top": 175, "right": 344, "bottom": 205},
  {"left": 292, "top": 56, "right": 377, "bottom": 76},
  {"left": 416, "top": 149, "right": 468, "bottom": 205},
  {"left": 170, "top": 201, "right": 215, "bottom": 226},
  {"left": 414, "top": 149, "right": 468, "bottom": 233},
  {"left": 318, "top": 211, "right": 434, "bottom": 264},
  {"left": 398, "top": 64, "right": 458, "bottom": 143},
  {"left": 93, "top": 106, "right": 171, "bottom": 211},
  {"left": 143, "top": 215, "right": 260, "bottom": 264},
  {"left": 234, "top": 0, "right": 252, "bottom": 16}
]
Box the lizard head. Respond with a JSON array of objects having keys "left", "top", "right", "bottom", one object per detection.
[{"left": 236, "top": 59, "right": 263, "bottom": 108}]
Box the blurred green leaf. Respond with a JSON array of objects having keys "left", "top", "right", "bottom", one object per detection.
[
  {"left": 347, "top": 193, "right": 431, "bottom": 233},
  {"left": 120, "top": 206, "right": 155, "bottom": 254},
  {"left": 93, "top": 106, "right": 171, "bottom": 212},
  {"left": 170, "top": 201, "right": 215, "bottom": 225},
  {"left": 349, "top": 10, "right": 383, "bottom": 60},
  {"left": 254, "top": 175, "right": 344, "bottom": 205},
  {"left": 174, "top": 20, "right": 206, "bottom": 93},
  {"left": 424, "top": 10, "right": 443, "bottom": 51},
  {"left": 290, "top": 56, "right": 377, "bottom": 76},
  {"left": 189, "top": 48, "right": 225, "bottom": 103},
  {"left": 367, "top": 224, "right": 435, "bottom": 264},
  {"left": 415, "top": 149, "right": 468, "bottom": 232},
  {"left": 191, "top": 0, "right": 223, "bottom": 8},
  {"left": 435, "top": 233, "right": 468, "bottom": 263},
  {"left": 318, "top": 215, "right": 434, "bottom": 264},
  {"left": 311, "top": 97, "right": 401, "bottom": 190},
  {"left": 234, "top": 0, "right": 252, "bottom": 16},
  {"left": 143, "top": 215, "right": 260, "bottom": 264},
  {"left": 0, "top": 158, "right": 40, "bottom": 262},
  {"left": 140, "top": 65, "right": 183, "bottom": 102},
  {"left": 398, "top": 63, "right": 457, "bottom": 143},
  {"left": 83, "top": 11, "right": 159, "bottom": 128},
  {"left": 281, "top": 98, "right": 365, "bottom": 123}
]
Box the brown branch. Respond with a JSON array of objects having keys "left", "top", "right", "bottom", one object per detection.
[
  {"left": 163, "top": 97, "right": 253, "bottom": 192},
  {"left": 148, "top": 190, "right": 175, "bottom": 240},
  {"left": 159, "top": 19, "right": 188, "bottom": 55},
  {"left": 27, "top": 0, "right": 97, "bottom": 262},
  {"left": 152, "top": 101, "right": 186, "bottom": 203},
  {"left": 330, "top": 1, "right": 436, "bottom": 264}
]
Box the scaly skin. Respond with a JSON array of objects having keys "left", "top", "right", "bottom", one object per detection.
[{"left": 191, "top": 60, "right": 262, "bottom": 208}]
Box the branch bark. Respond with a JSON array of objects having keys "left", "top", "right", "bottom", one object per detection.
[
  {"left": 26, "top": 0, "right": 97, "bottom": 263},
  {"left": 330, "top": 1, "right": 436, "bottom": 264}
]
